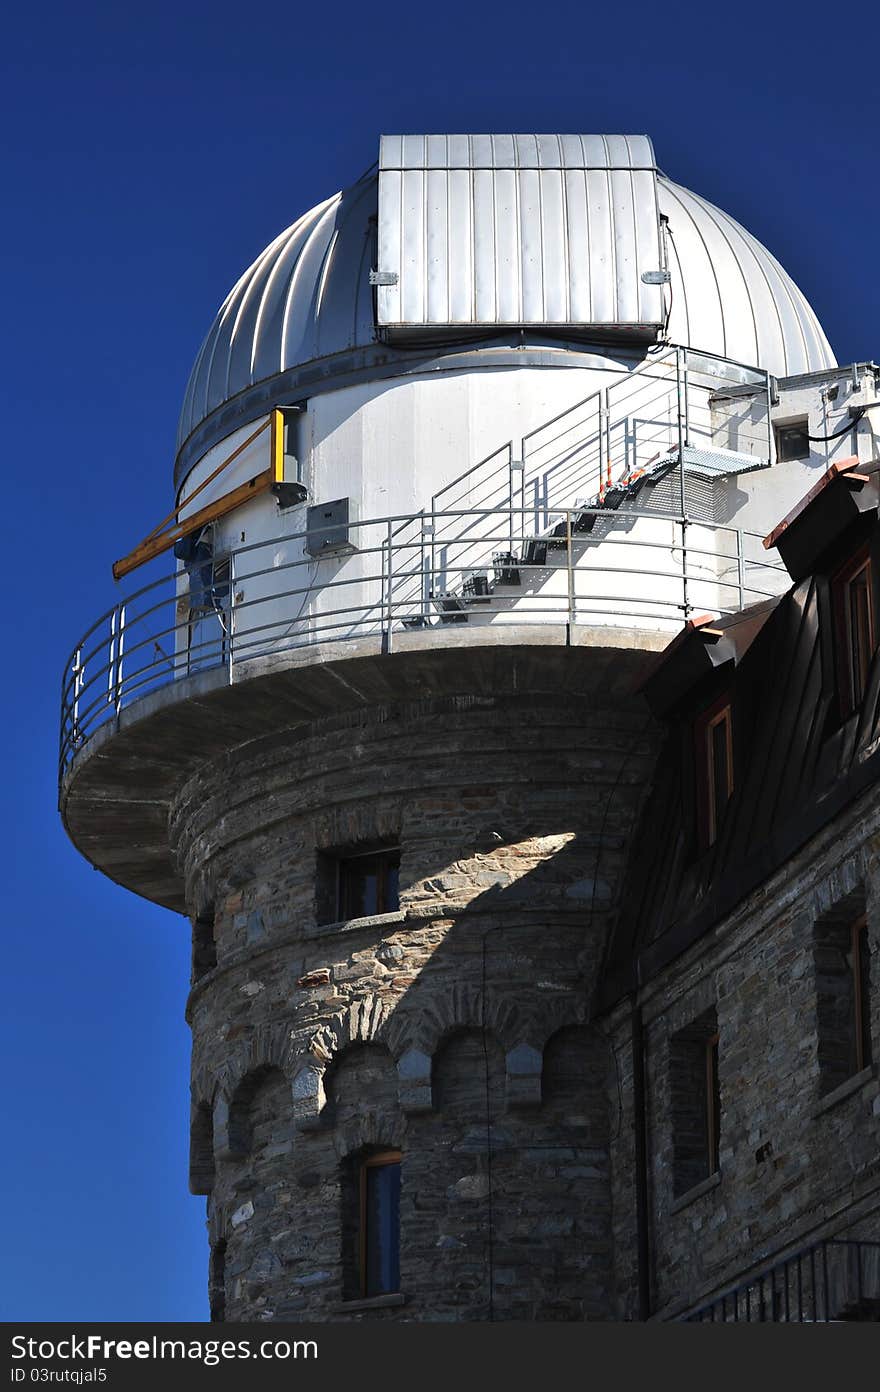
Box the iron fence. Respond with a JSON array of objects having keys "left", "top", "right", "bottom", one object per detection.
[{"left": 682, "top": 1239, "right": 880, "bottom": 1322}]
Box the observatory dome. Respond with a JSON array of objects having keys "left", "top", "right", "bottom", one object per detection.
[{"left": 176, "top": 136, "right": 835, "bottom": 475}]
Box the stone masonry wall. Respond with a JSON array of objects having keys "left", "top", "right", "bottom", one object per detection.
[
  {"left": 170, "top": 691, "right": 659, "bottom": 1321},
  {"left": 611, "top": 779, "right": 880, "bottom": 1319}
]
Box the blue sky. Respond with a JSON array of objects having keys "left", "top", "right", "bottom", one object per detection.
[{"left": 2, "top": 0, "right": 878, "bottom": 1321}]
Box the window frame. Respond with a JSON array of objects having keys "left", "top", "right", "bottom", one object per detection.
[
  {"left": 358, "top": 1149, "right": 402, "bottom": 1299},
  {"left": 813, "top": 901, "right": 872, "bottom": 1095},
  {"left": 832, "top": 546, "right": 877, "bottom": 719},
  {"left": 192, "top": 905, "right": 217, "bottom": 981},
  {"left": 705, "top": 1031, "right": 721, "bottom": 1179},
  {"left": 773, "top": 418, "right": 810, "bottom": 462},
  {"left": 670, "top": 1010, "right": 722, "bottom": 1199},
  {"left": 850, "top": 915, "right": 871, "bottom": 1077},
  {"left": 694, "top": 693, "right": 734, "bottom": 851},
  {"left": 336, "top": 844, "right": 401, "bottom": 922}
]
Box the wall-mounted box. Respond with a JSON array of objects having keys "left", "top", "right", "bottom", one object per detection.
[
  {"left": 271, "top": 407, "right": 308, "bottom": 509},
  {"left": 305, "top": 498, "right": 359, "bottom": 557}
]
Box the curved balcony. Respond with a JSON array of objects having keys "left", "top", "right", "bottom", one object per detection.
[{"left": 59, "top": 500, "right": 787, "bottom": 788}]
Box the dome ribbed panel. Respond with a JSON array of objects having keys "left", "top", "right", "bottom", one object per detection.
[
  {"left": 176, "top": 153, "right": 836, "bottom": 460},
  {"left": 659, "top": 177, "right": 835, "bottom": 377},
  {"left": 176, "top": 177, "right": 375, "bottom": 450}
]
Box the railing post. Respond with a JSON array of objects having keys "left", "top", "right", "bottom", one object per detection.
[
  {"left": 107, "top": 608, "right": 117, "bottom": 709},
  {"left": 766, "top": 369, "right": 774, "bottom": 464},
  {"left": 384, "top": 519, "right": 394, "bottom": 653},
  {"left": 71, "top": 645, "right": 83, "bottom": 743},
  {"left": 430, "top": 495, "right": 437, "bottom": 601},
  {"left": 115, "top": 604, "right": 125, "bottom": 715},
  {"left": 676, "top": 346, "right": 686, "bottom": 516},
  {"left": 682, "top": 348, "right": 690, "bottom": 446},
  {"left": 418, "top": 510, "right": 426, "bottom": 625},
  {"left": 604, "top": 390, "right": 612, "bottom": 494},
  {"left": 227, "top": 551, "right": 235, "bottom": 682},
  {"left": 520, "top": 433, "right": 527, "bottom": 536},
  {"left": 736, "top": 528, "right": 745, "bottom": 610}
]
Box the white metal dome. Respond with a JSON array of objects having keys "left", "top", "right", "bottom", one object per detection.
[
  {"left": 176, "top": 138, "right": 836, "bottom": 466},
  {"left": 658, "top": 179, "right": 835, "bottom": 382}
]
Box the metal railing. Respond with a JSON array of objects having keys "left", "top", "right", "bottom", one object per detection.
[
  {"left": 681, "top": 1239, "right": 880, "bottom": 1322},
  {"left": 59, "top": 502, "right": 787, "bottom": 785},
  {"left": 427, "top": 346, "right": 773, "bottom": 555}
]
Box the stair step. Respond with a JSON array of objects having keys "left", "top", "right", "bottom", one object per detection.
[{"left": 431, "top": 592, "right": 469, "bottom": 623}]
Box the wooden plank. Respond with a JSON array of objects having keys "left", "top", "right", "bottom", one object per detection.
[{"left": 112, "top": 469, "right": 273, "bottom": 579}]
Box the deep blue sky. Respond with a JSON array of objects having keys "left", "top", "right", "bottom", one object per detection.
[{"left": 2, "top": 0, "right": 878, "bottom": 1322}]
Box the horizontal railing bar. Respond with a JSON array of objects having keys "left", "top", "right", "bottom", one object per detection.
[{"left": 60, "top": 499, "right": 788, "bottom": 777}]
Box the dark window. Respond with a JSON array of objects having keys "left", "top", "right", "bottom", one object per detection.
[
  {"left": 361, "top": 1150, "right": 402, "bottom": 1297},
  {"left": 189, "top": 1101, "right": 215, "bottom": 1195},
  {"left": 670, "top": 1009, "right": 721, "bottom": 1198},
  {"left": 774, "top": 420, "right": 810, "bottom": 462},
  {"left": 833, "top": 549, "right": 876, "bottom": 717},
  {"left": 815, "top": 904, "right": 872, "bottom": 1094},
  {"left": 343, "top": 1149, "right": 402, "bottom": 1299},
  {"left": 192, "top": 906, "right": 217, "bottom": 981},
  {"left": 209, "top": 1239, "right": 226, "bottom": 1323},
  {"left": 340, "top": 847, "right": 400, "bottom": 919},
  {"left": 850, "top": 917, "right": 872, "bottom": 1077},
  {"left": 695, "top": 697, "right": 733, "bottom": 850}
]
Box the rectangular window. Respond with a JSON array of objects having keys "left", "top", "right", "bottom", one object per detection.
[
  {"left": 670, "top": 1009, "right": 721, "bottom": 1198},
  {"left": 851, "top": 917, "right": 871, "bottom": 1077},
  {"left": 833, "top": 550, "right": 876, "bottom": 717},
  {"left": 774, "top": 420, "right": 810, "bottom": 462},
  {"left": 360, "top": 1151, "right": 401, "bottom": 1297},
  {"left": 695, "top": 698, "right": 733, "bottom": 850},
  {"left": 338, "top": 846, "right": 400, "bottom": 920},
  {"left": 192, "top": 905, "right": 217, "bottom": 981},
  {"left": 317, "top": 842, "right": 401, "bottom": 926},
  {"left": 814, "top": 904, "right": 872, "bottom": 1094}
]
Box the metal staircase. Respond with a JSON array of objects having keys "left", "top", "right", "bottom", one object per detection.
[{"left": 397, "top": 348, "right": 774, "bottom": 628}]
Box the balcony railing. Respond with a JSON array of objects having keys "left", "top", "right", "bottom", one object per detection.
[
  {"left": 681, "top": 1239, "right": 880, "bottom": 1322},
  {"left": 59, "top": 503, "right": 787, "bottom": 787}
]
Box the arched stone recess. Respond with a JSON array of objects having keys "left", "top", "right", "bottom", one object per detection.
[
  {"left": 193, "top": 1021, "right": 293, "bottom": 1112},
  {"left": 387, "top": 982, "right": 578, "bottom": 1114},
  {"left": 403, "top": 983, "right": 524, "bottom": 1055},
  {"left": 192, "top": 1022, "right": 295, "bottom": 1160},
  {"left": 432, "top": 1027, "right": 507, "bottom": 1127},
  {"left": 528, "top": 997, "right": 588, "bottom": 1053},
  {"left": 293, "top": 994, "right": 390, "bottom": 1129},
  {"left": 223, "top": 1066, "right": 291, "bottom": 1162},
  {"left": 189, "top": 1099, "right": 215, "bottom": 1195},
  {"left": 324, "top": 1042, "right": 404, "bottom": 1157}
]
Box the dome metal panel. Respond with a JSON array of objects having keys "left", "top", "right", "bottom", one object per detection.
[
  {"left": 176, "top": 140, "right": 836, "bottom": 461},
  {"left": 375, "top": 134, "right": 666, "bottom": 330},
  {"left": 658, "top": 178, "right": 834, "bottom": 377}
]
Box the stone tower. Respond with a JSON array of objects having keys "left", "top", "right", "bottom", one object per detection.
[{"left": 61, "top": 133, "right": 863, "bottom": 1321}]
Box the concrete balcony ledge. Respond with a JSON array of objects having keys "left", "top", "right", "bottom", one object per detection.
[{"left": 59, "top": 629, "right": 666, "bottom": 914}]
